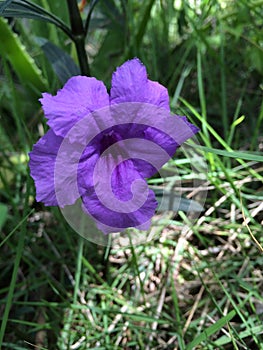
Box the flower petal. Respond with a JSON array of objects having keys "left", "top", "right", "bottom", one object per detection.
[
  {"left": 132, "top": 125, "right": 179, "bottom": 178},
  {"left": 77, "top": 144, "right": 100, "bottom": 193},
  {"left": 81, "top": 157, "right": 158, "bottom": 233},
  {"left": 110, "top": 58, "right": 170, "bottom": 110},
  {"left": 146, "top": 81, "right": 170, "bottom": 110},
  {"left": 29, "top": 130, "right": 63, "bottom": 206},
  {"left": 29, "top": 130, "right": 89, "bottom": 206},
  {"left": 40, "top": 76, "right": 109, "bottom": 138}
]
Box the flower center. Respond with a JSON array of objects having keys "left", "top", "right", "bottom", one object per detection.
[{"left": 100, "top": 129, "right": 122, "bottom": 156}]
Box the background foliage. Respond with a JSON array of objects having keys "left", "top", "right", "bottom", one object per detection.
[{"left": 0, "top": 0, "right": 263, "bottom": 349}]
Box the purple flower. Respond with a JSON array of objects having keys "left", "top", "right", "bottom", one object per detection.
[{"left": 29, "top": 58, "right": 198, "bottom": 234}]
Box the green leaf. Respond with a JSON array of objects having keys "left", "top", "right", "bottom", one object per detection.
[
  {"left": 186, "top": 310, "right": 236, "bottom": 350},
  {"left": 0, "top": 0, "right": 13, "bottom": 14},
  {"left": 0, "top": 17, "right": 48, "bottom": 93},
  {"left": 36, "top": 38, "right": 80, "bottom": 84},
  {"left": 0, "top": 0, "right": 72, "bottom": 38},
  {"left": 92, "top": 27, "right": 125, "bottom": 81},
  {"left": 135, "top": 0, "right": 155, "bottom": 49},
  {"left": 1, "top": 0, "right": 56, "bottom": 22},
  {"left": 0, "top": 203, "right": 8, "bottom": 230}
]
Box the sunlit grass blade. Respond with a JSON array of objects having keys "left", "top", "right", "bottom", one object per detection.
[
  {"left": 195, "top": 145, "right": 263, "bottom": 162},
  {"left": 185, "top": 310, "right": 236, "bottom": 350}
]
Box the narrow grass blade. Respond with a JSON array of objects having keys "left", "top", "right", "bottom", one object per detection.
[
  {"left": 135, "top": 0, "right": 155, "bottom": 49},
  {"left": 195, "top": 145, "right": 263, "bottom": 162},
  {"left": 0, "top": 212, "right": 31, "bottom": 346},
  {"left": 185, "top": 310, "right": 236, "bottom": 350},
  {"left": 0, "top": 203, "right": 8, "bottom": 230}
]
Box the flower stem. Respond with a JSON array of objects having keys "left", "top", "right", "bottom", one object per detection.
[{"left": 66, "top": 0, "right": 90, "bottom": 76}]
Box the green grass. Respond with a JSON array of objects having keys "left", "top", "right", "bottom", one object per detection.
[{"left": 0, "top": 0, "right": 263, "bottom": 349}]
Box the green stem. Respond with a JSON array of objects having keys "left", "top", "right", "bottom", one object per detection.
[
  {"left": 73, "top": 237, "right": 84, "bottom": 304},
  {"left": 66, "top": 0, "right": 90, "bottom": 76}
]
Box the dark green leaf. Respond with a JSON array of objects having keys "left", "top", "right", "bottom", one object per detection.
[
  {"left": 0, "top": 0, "right": 72, "bottom": 38},
  {"left": 1, "top": 0, "right": 55, "bottom": 22},
  {"left": 91, "top": 27, "right": 125, "bottom": 81},
  {"left": 88, "top": 17, "right": 110, "bottom": 30},
  {"left": 0, "top": 203, "right": 8, "bottom": 229},
  {"left": 135, "top": 0, "right": 155, "bottom": 49},
  {"left": 36, "top": 38, "right": 80, "bottom": 84},
  {"left": 0, "top": 0, "right": 13, "bottom": 15}
]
